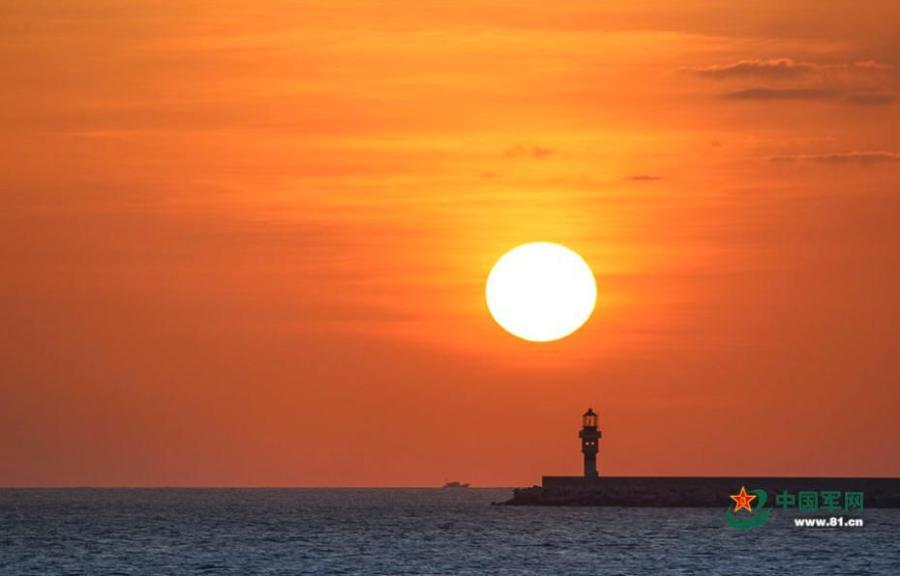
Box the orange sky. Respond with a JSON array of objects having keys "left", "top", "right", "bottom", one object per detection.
[{"left": 2, "top": 0, "right": 899, "bottom": 486}]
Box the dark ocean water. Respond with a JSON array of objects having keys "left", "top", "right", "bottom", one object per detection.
[{"left": 1, "top": 488, "right": 898, "bottom": 575}]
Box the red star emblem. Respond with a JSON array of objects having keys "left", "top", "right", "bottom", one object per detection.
[{"left": 730, "top": 486, "right": 757, "bottom": 513}]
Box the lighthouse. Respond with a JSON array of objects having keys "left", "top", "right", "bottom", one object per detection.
[{"left": 579, "top": 408, "right": 601, "bottom": 478}]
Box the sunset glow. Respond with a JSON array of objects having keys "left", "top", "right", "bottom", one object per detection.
[{"left": 1, "top": 0, "right": 899, "bottom": 487}]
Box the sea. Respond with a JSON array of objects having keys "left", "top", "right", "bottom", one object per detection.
[{"left": 2, "top": 488, "right": 899, "bottom": 575}]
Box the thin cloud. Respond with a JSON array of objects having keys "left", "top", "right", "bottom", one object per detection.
[
  {"left": 725, "top": 87, "right": 839, "bottom": 101},
  {"left": 724, "top": 87, "right": 894, "bottom": 106},
  {"left": 689, "top": 58, "right": 817, "bottom": 79},
  {"left": 688, "top": 58, "right": 894, "bottom": 80},
  {"left": 625, "top": 175, "right": 664, "bottom": 181},
  {"left": 693, "top": 58, "right": 896, "bottom": 106},
  {"left": 850, "top": 60, "right": 894, "bottom": 71},
  {"left": 767, "top": 151, "right": 900, "bottom": 165}
]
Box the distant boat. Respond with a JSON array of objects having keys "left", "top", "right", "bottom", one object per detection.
[{"left": 442, "top": 481, "right": 470, "bottom": 488}]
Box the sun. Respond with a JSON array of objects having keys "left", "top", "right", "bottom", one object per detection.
[{"left": 486, "top": 242, "right": 597, "bottom": 342}]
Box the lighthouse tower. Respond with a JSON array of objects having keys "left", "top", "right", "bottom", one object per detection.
[{"left": 579, "top": 408, "right": 601, "bottom": 478}]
